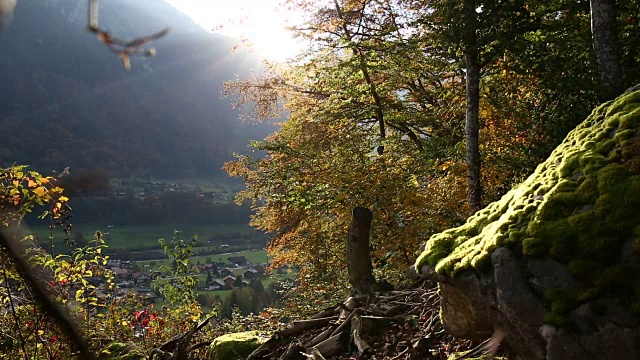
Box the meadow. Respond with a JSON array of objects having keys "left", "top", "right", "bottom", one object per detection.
[{"left": 139, "top": 249, "right": 269, "bottom": 268}]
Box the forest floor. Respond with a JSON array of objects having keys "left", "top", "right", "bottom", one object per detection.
[{"left": 246, "top": 280, "right": 510, "bottom": 360}]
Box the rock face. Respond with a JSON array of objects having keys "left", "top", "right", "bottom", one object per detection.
[{"left": 416, "top": 88, "right": 640, "bottom": 359}]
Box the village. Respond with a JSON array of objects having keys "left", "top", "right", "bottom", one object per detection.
[{"left": 86, "top": 254, "right": 296, "bottom": 306}]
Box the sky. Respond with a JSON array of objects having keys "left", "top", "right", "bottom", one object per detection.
[{"left": 163, "top": 0, "right": 304, "bottom": 62}]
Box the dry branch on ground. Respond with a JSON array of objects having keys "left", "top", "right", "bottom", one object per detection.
[{"left": 246, "top": 281, "right": 490, "bottom": 360}]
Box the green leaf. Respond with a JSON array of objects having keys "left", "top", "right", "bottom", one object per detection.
[{"left": 75, "top": 289, "right": 85, "bottom": 302}]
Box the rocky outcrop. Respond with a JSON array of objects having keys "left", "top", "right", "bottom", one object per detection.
[{"left": 416, "top": 88, "right": 640, "bottom": 359}]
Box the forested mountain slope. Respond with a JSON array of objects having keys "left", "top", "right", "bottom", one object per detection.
[{"left": 0, "top": 0, "right": 272, "bottom": 179}]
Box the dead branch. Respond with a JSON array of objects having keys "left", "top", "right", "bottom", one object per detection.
[
  {"left": 310, "top": 331, "right": 347, "bottom": 358},
  {"left": 0, "top": 231, "right": 92, "bottom": 359},
  {"left": 331, "top": 308, "right": 362, "bottom": 337},
  {"left": 351, "top": 315, "right": 372, "bottom": 356},
  {"left": 303, "top": 348, "right": 327, "bottom": 360},
  {"left": 88, "top": 0, "right": 169, "bottom": 70},
  {"left": 304, "top": 327, "right": 335, "bottom": 348},
  {"left": 279, "top": 316, "right": 338, "bottom": 337}
]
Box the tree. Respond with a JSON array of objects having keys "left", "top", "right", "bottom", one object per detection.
[
  {"left": 347, "top": 207, "right": 378, "bottom": 295},
  {"left": 590, "top": 0, "right": 624, "bottom": 100},
  {"left": 224, "top": 0, "right": 640, "bottom": 302},
  {"left": 463, "top": 0, "right": 482, "bottom": 213},
  {"left": 234, "top": 275, "right": 244, "bottom": 288}
]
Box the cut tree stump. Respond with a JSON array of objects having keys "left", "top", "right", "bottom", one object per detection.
[{"left": 347, "top": 206, "right": 379, "bottom": 295}]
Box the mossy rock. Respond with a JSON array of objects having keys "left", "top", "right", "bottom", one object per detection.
[
  {"left": 416, "top": 89, "right": 640, "bottom": 314},
  {"left": 100, "top": 341, "right": 145, "bottom": 360},
  {"left": 207, "top": 331, "right": 268, "bottom": 360}
]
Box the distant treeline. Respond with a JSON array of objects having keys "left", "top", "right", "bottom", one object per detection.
[
  {"left": 20, "top": 169, "right": 252, "bottom": 225},
  {"left": 66, "top": 193, "right": 252, "bottom": 225}
]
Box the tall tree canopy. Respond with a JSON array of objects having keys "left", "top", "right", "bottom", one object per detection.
[{"left": 224, "top": 0, "right": 640, "bottom": 301}]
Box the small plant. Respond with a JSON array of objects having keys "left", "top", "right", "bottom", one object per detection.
[{"left": 152, "top": 231, "right": 199, "bottom": 307}]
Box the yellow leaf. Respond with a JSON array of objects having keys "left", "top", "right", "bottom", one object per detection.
[
  {"left": 59, "top": 196, "right": 69, "bottom": 202},
  {"left": 33, "top": 187, "right": 46, "bottom": 197},
  {"left": 28, "top": 180, "right": 37, "bottom": 188},
  {"left": 37, "top": 329, "right": 44, "bottom": 335},
  {"left": 40, "top": 178, "right": 50, "bottom": 184}
]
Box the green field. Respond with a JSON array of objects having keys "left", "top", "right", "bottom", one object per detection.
[
  {"left": 191, "top": 249, "right": 269, "bottom": 265},
  {"left": 140, "top": 249, "right": 269, "bottom": 269}
]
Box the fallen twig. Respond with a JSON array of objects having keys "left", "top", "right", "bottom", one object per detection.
[{"left": 331, "top": 308, "right": 362, "bottom": 337}]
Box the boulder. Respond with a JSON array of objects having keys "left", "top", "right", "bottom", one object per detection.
[
  {"left": 207, "top": 331, "right": 268, "bottom": 360},
  {"left": 416, "top": 88, "right": 640, "bottom": 359}
]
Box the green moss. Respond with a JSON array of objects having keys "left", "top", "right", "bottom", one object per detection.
[
  {"left": 546, "top": 288, "right": 579, "bottom": 314},
  {"left": 544, "top": 312, "right": 573, "bottom": 328},
  {"left": 543, "top": 288, "right": 580, "bottom": 328},
  {"left": 567, "top": 259, "right": 601, "bottom": 281},
  {"left": 207, "top": 331, "right": 268, "bottom": 360},
  {"left": 416, "top": 89, "right": 640, "bottom": 319}
]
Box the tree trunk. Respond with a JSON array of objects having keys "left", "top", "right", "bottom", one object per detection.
[
  {"left": 590, "top": 0, "right": 624, "bottom": 101},
  {"left": 463, "top": 0, "right": 482, "bottom": 215},
  {"left": 347, "top": 207, "right": 378, "bottom": 295}
]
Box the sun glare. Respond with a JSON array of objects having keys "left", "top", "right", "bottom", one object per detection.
[{"left": 164, "top": 0, "right": 304, "bottom": 62}]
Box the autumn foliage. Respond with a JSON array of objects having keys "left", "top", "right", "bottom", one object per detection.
[{"left": 224, "top": 0, "right": 640, "bottom": 301}]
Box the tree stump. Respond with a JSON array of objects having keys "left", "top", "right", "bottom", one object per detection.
[{"left": 347, "top": 207, "right": 378, "bottom": 295}]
